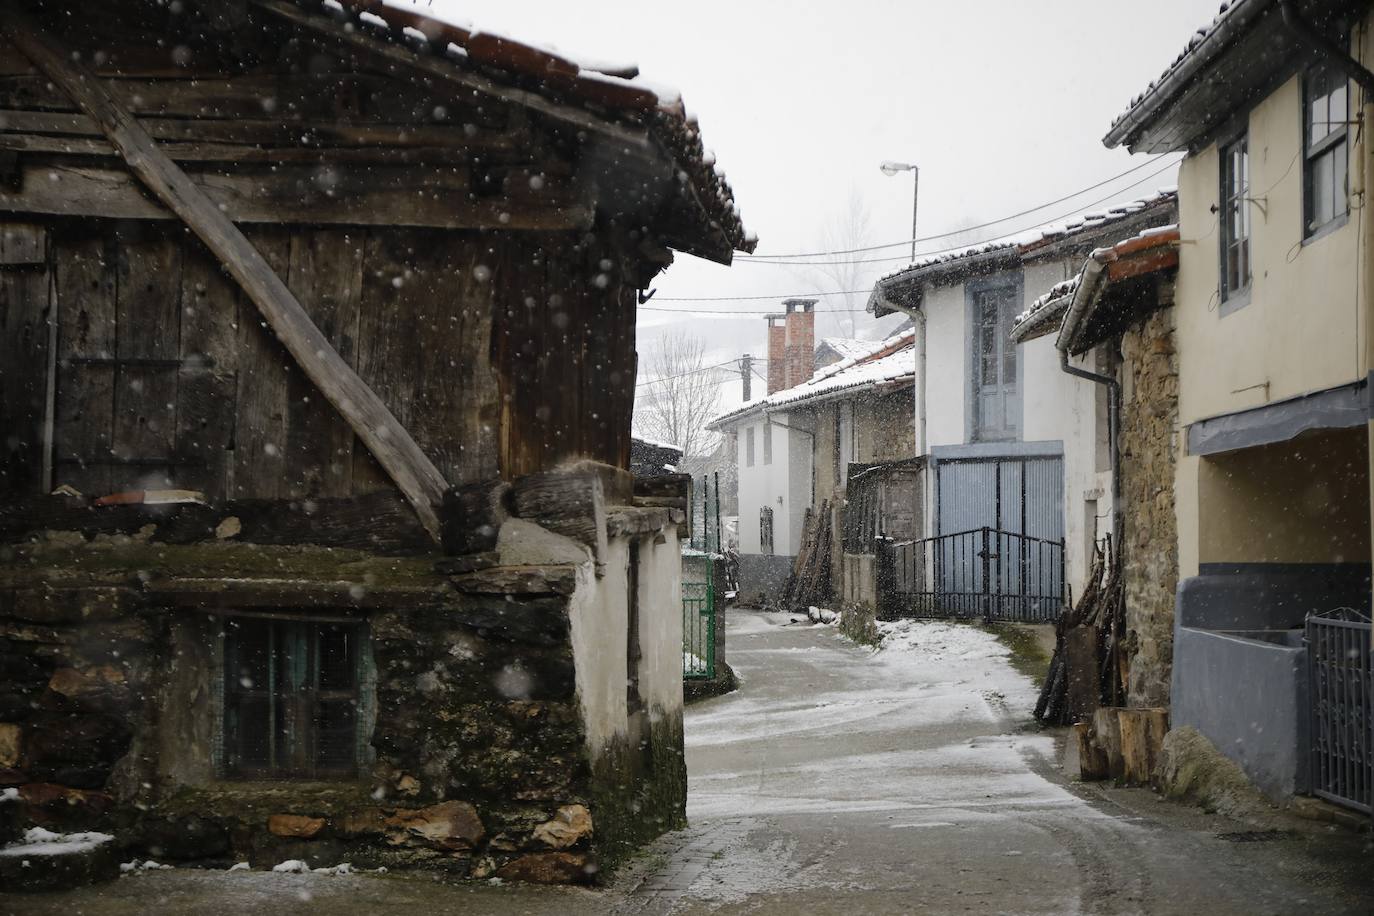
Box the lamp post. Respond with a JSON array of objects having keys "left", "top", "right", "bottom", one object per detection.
[{"left": 880, "top": 160, "right": 919, "bottom": 262}]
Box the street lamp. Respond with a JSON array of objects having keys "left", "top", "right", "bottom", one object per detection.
[{"left": 880, "top": 161, "right": 919, "bottom": 262}]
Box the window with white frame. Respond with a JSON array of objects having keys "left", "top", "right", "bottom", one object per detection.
[
  {"left": 745, "top": 426, "right": 755, "bottom": 467},
  {"left": 1304, "top": 61, "right": 1349, "bottom": 237},
  {"left": 1220, "top": 135, "right": 1250, "bottom": 302},
  {"left": 762, "top": 417, "right": 773, "bottom": 465}
]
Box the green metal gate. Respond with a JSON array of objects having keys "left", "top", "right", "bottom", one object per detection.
[{"left": 683, "top": 473, "right": 720, "bottom": 680}]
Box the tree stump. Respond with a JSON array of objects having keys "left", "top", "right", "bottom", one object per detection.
[
  {"left": 1118, "top": 707, "right": 1169, "bottom": 785},
  {"left": 1093, "top": 706, "right": 1125, "bottom": 780},
  {"left": 1075, "top": 721, "right": 1110, "bottom": 781}
]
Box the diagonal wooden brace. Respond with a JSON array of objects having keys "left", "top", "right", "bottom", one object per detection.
[{"left": 1, "top": 5, "right": 449, "bottom": 539}]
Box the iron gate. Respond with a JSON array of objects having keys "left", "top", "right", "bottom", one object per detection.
[
  {"left": 683, "top": 473, "right": 720, "bottom": 680},
  {"left": 1307, "top": 608, "right": 1372, "bottom": 813},
  {"left": 879, "top": 525, "right": 1065, "bottom": 622}
]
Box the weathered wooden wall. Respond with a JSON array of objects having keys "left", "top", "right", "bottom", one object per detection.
[
  {"left": 0, "top": 9, "right": 647, "bottom": 508},
  {"left": 0, "top": 219, "right": 639, "bottom": 503}
]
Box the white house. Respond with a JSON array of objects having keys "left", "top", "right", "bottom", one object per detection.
[{"left": 868, "top": 190, "right": 1178, "bottom": 616}]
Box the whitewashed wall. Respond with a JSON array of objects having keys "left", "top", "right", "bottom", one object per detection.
[
  {"left": 732, "top": 412, "right": 807, "bottom": 556},
  {"left": 912, "top": 258, "right": 1111, "bottom": 599}
]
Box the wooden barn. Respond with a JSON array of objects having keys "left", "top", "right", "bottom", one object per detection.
[{"left": 0, "top": 0, "right": 752, "bottom": 883}]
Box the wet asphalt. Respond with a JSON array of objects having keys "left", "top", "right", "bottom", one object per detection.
[{"left": 4, "top": 609, "right": 1371, "bottom": 915}]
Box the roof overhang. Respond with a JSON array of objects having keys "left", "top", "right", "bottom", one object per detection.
[
  {"left": 1103, "top": 0, "right": 1364, "bottom": 154},
  {"left": 1055, "top": 230, "right": 1180, "bottom": 355}
]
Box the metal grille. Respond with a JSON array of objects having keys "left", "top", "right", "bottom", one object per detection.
[
  {"left": 682, "top": 567, "right": 716, "bottom": 680},
  {"left": 879, "top": 526, "right": 1065, "bottom": 623},
  {"left": 1307, "top": 608, "right": 1372, "bottom": 814}
]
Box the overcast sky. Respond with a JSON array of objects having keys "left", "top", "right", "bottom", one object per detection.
[{"left": 416, "top": 0, "right": 1215, "bottom": 414}]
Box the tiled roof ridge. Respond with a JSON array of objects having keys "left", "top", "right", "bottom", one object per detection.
[
  {"left": 708, "top": 330, "right": 916, "bottom": 428},
  {"left": 875, "top": 187, "right": 1178, "bottom": 287},
  {"left": 310, "top": 1, "right": 753, "bottom": 252}
]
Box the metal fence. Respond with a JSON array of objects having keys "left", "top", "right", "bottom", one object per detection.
[
  {"left": 1307, "top": 608, "right": 1372, "bottom": 814},
  {"left": 878, "top": 526, "right": 1065, "bottom": 623},
  {"left": 683, "top": 473, "right": 720, "bottom": 679}
]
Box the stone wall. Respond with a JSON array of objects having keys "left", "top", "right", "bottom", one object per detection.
[
  {"left": 0, "top": 508, "right": 686, "bottom": 882},
  {"left": 1118, "top": 306, "right": 1180, "bottom": 707}
]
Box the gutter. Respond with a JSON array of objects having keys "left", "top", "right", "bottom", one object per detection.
[{"left": 1054, "top": 257, "right": 1124, "bottom": 547}]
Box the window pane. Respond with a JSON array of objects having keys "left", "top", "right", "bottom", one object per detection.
[
  {"left": 227, "top": 619, "right": 270, "bottom": 692},
  {"left": 1314, "top": 149, "right": 1334, "bottom": 227},
  {"left": 1334, "top": 140, "right": 1349, "bottom": 220},
  {"left": 318, "top": 625, "right": 355, "bottom": 692},
  {"left": 1310, "top": 90, "right": 1329, "bottom": 145},
  {"left": 316, "top": 699, "right": 358, "bottom": 771}
]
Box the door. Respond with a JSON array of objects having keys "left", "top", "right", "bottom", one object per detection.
[
  {"left": 970, "top": 280, "right": 1021, "bottom": 441},
  {"left": 935, "top": 455, "right": 1064, "bottom": 612}
]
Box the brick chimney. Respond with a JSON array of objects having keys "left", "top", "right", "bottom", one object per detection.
[
  {"left": 766, "top": 316, "right": 786, "bottom": 394},
  {"left": 783, "top": 299, "right": 816, "bottom": 389}
]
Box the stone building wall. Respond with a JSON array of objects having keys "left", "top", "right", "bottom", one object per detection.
[
  {"left": 0, "top": 506, "right": 685, "bottom": 882},
  {"left": 1118, "top": 306, "right": 1180, "bottom": 707}
]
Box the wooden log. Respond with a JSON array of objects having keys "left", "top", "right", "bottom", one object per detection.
[
  {"left": 1092, "top": 706, "right": 1125, "bottom": 781},
  {"left": 631, "top": 496, "right": 687, "bottom": 511},
  {"left": 1063, "top": 625, "right": 1101, "bottom": 725},
  {"left": 440, "top": 479, "right": 512, "bottom": 556},
  {"left": 1074, "top": 721, "right": 1110, "bottom": 781},
  {"left": 0, "top": 9, "right": 449, "bottom": 539},
  {"left": 1118, "top": 707, "right": 1169, "bottom": 786},
  {"left": 511, "top": 467, "right": 608, "bottom": 571}
]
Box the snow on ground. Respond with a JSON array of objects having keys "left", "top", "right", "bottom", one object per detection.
[
  {"left": 684, "top": 612, "right": 1090, "bottom": 822},
  {"left": 0, "top": 827, "right": 115, "bottom": 857}
]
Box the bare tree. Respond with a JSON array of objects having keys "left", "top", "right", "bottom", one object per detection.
[
  {"left": 800, "top": 187, "right": 876, "bottom": 339},
  {"left": 633, "top": 332, "right": 724, "bottom": 458}
]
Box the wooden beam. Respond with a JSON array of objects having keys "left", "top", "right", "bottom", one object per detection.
[
  {"left": 251, "top": 0, "right": 651, "bottom": 152},
  {"left": 0, "top": 159, "right": 592, "bottom": 231},
  {"left": 0, "top": 7, "right": 449, "bottom": 538}
]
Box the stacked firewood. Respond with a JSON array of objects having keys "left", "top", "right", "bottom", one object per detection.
[
  {"left": 781, "top": 501, "right": 833, "bottom": 609},
  {"left": 1034, "top": 537, "right": 1126, "bottom": 726}
]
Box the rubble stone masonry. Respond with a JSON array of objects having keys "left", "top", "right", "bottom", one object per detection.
[{"left": 1118, "top": 307, "right": 1180, "bottom": 707}]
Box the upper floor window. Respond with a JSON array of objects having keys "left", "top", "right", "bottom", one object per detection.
[
  {"left": 1220, "top": 135, "right": 1250, "bottom": 301},
  {"left": 745, "top": 426, "right": 755, "bottom": 467},
  {"left": 1304, "top": 62, "right": 1349, "bottom": 237},
  {"left": 969, "top": 280, "right": 1020, "bottom": 441},
  {"left": 763, "top": 417, "right": 773, "bottom": 465}
]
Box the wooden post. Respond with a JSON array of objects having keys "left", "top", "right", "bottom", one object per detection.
[
  {"left": 1, "top": 7, "right": 449, "bottom": 538},
  {"left": 1074, "top": 721, "right": 1110, "bottom": 781},
  {"left": 1092, "top": 706, "right": 1125, "bottom": 780},
  {"left": 1118, "top": 707, "right": 1169, "bottom": 786}
]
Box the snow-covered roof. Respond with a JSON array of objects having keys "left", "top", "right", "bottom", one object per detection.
[
  {"left": 1104, "top": 0, "right": 1262, "bottom": 149},
  {"left": 305, "top": 1, "right": 754, "bottom": 256},
  {"left": 871, "top": 188, "right": 1178, "bottom": 312},
  {"left": 815, "top": 338, "right": 875, "bottom": 361},
  {"left": 1013, "top": 224, "right": 1181, "bottom": 346},
  {"left": 708, "top": 330, "right": 916, "bottom": 429}
]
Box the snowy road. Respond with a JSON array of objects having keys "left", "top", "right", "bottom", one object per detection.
[
  {"left": 5, "top": 609, "right": 1369, "bottom": 915},
  {"left": 617, "top": 610, "right": 1373, "bottom": 915}
]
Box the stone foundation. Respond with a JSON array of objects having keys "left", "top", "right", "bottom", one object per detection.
[{"left": 0, "top": 515, "right": 686, "bottom": 882}]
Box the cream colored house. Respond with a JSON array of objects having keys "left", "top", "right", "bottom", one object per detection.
[{"left": 1105, "top": 0, "right": 1373, "bottom": 807}]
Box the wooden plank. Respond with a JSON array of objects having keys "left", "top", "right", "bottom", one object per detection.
[
  {"left": 0, "top": 221, "right": 43, "bottom": 264},
  {"left": 112, "top": 226, "right": 181, "bottom": 489},
  {"left": 0, "top": 108, "right": 528, "bottom": 150},
  {"left": 0, "top": 161, "right": 591, "bottom": 231},
  {"left": 0, "top": 221, "right": 50, "bottom": 495},
  {"left": 51, "top": 230, "right": 116, "bottom": 496},
  {"left": 231, "top": 229, "right": 291, "bottom": 500},
  {"left": 1, "top": 10, "right": 448, "bottom": 538},
  {"left": 1118, "top": 707, "right": 1169, "bottom": 786},
  {"left": 177, "top": 241, "right": 241, "bottom": 501},
  {"left": 285, "top": 229, "right": 362, "bottom": 499},
  {"left": 0, "top": 72, "right": 507, "bottom": 126}
]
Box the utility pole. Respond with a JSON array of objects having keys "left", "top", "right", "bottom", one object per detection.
[{"left": 738, "top": 354, "right": 753, "bottom": 401}]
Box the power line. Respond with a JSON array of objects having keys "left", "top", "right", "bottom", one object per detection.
[
  {"left": 649, "top": 159, "right": 1182, "bottom": 305},
  {"left": 635, "top": 359, "right": 737, "bottom": 388},
  {"left": 736, "top": 154, "right": 1181, "bottom": 261},
  {"left": 738, "top": 160, "right": 1182, "bottom": 268}
]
